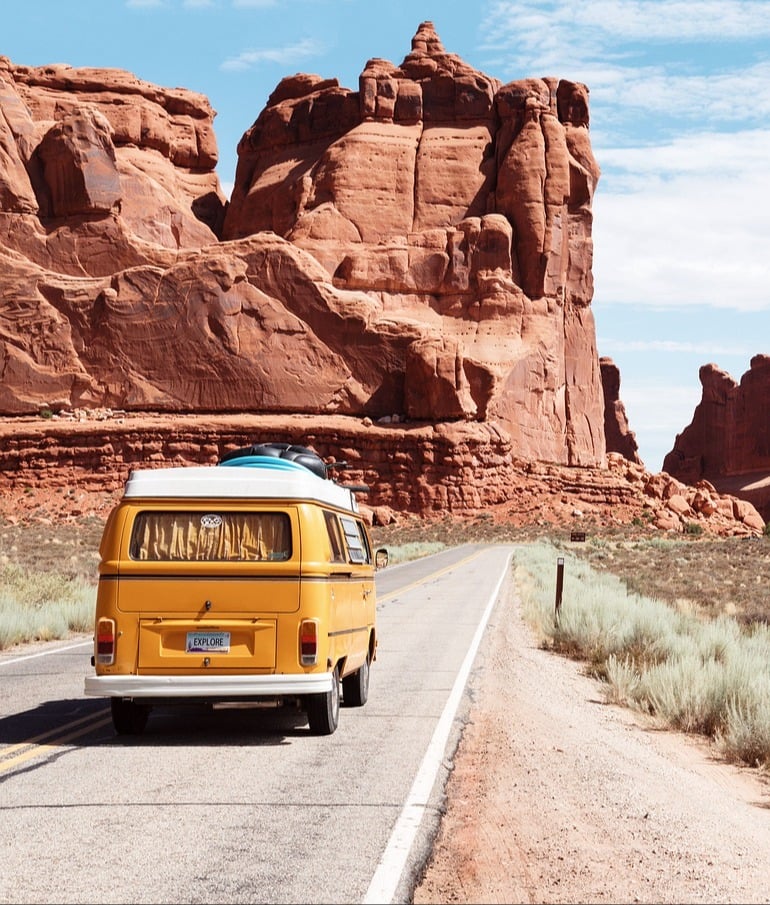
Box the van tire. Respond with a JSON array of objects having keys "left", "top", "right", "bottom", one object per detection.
[
  {"left": 306, "top": 666, "right": 340, "bottom": 735},
  {"left": 111, "top": 698, "right": 150, "bottom": 736},
  {"left": 342, "top": 657, "right": 370, "bottom": 707}
]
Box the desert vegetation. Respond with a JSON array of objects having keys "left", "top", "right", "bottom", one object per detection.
[
  {"left": 378, "top": 520, "right": 770, "bottom": 770},
  {"left": 512, "top": 540, "right": 770, "bottom": 770},
  {"left": 2, "top": 514, "right": 770, "bottom": 769},
  {"left": 0, "top": 562, "right": 94, "bottom": 648}
]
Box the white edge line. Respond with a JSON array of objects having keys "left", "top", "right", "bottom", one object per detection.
[
  {"left": 362, "top": 549, "right": 513, "bottom": 905},
  {"left": 0, "top": 639, "right": 92, "bottom": 667}
]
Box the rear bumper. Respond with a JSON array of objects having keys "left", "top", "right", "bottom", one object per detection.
[{"left": 84, "top": 672, "right": 333, "bottom": 699}]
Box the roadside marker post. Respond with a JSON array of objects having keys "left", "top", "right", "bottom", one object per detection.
[{"left": 555, "top": 556, "right": 565, "bottom": 623}]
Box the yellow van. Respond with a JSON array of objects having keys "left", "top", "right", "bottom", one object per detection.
[{"left": 84, "top": 443, "right": 387, "bottom": 736}]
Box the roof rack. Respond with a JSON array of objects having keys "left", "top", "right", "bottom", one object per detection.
[{"left": 219, "top": 442, "right": 328, "bottom": 479}]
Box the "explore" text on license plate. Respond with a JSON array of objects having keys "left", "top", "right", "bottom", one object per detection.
[{"left": 186, "top": 631, "right": 231, "bottom": 653}]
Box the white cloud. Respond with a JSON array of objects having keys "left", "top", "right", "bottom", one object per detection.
[
  {"left": 622, "top": 380, "right": 701, "bottom": 423},
  {"left": 593, "top": 196, "right": 770, "bottom": 311},
  {"left": 481, "top": 0, "right": 770, "bottom": 57},
  {"left": 597, "top": 129, "right": 770, "bottom": 178},
  {"left": 592, "top": 129, "right": 770, "bottom": 311},
  {"left": 590, "top": 61, "right": 770, "bottom": 126},
  {"left": 479, "top": 1, "right": 770, "bottom": 130},
  {"left": 577, "top": 0, "right": 770, "bottom": 39},
  {"left": 232, "top": 0, "right": 277, "bottom": 7},
  {"left": 221, "top": 37, "right": 324, "bottom": 71}
]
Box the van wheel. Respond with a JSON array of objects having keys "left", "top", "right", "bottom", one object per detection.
[
  {"left": 306, "top": 667, "right": 340, "bottom": 735},
  {"left": 342, "top": 657, "right": 370, "bottom": 707},
  {"left": 111, "top": 698, "right": 150, "bottom": 736}
]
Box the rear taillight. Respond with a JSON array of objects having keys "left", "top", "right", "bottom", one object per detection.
[
  {"left": 96, "top": 618, "right": 116, "bottom": 665},
  {"left": 299, "top": 619, "right": 318, "bottom": 666}
]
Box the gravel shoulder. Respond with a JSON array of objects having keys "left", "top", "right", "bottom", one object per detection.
[{"left": 412, "top": 578, "right": 770, "bottom": 905}]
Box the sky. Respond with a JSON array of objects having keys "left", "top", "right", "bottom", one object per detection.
[{"left": 3, "top": 0, "right": 769, "bottom": 472}]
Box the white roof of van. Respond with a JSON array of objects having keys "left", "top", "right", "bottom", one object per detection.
[{"left": 122, "top": 459, "right": 361, "bottom": 513}]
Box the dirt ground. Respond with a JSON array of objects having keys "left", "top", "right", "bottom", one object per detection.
[{"left": 411, "top": 578, "right": 770, "bottom": 905}]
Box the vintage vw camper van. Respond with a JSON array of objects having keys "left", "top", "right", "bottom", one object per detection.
[{"left": 84, "top": 443, "right": 387, "bottom": 736}]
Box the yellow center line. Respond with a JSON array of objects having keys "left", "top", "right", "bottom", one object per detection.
[
  {"left": 1, "top": 708, "right": 110, "bottom": 757},
  {"left": 2, "top": 550, "right": 488, "bottom": 773},
  {"left": 0, "top": 712, "right": 112, "bottom": 773},
  {"left": 377, "top": 548, "right": 484, "bottom": 603}
]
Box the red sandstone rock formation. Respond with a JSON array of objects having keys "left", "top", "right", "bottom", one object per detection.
[
  {"left": 663, "top": 356, "right": 770, "bottom": 520},
  {"left": 2, "top": 22, "right": 762, "bottom": 534},
  {"left": 222, "top": 22, "right": 604, "bottom": 464},
  {"left": 601, "top": 357, "right": 641, "bottom": 465},
  {"left": 0, "top": 23, "right": 606, "bottom": 468},
  {"left": 0, "top": 412, "right": 763, "bottom": 537}
]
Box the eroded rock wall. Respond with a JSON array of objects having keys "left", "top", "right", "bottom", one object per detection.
[
  {"left": 663, "top": 356, "right": 770, "bottom": 519},
  {"left": 1, "top": 22, "right": 608, "bottom": 486},
  {"left": 0, "top": 413, "right": 763, "bottom": 536},
  {"left": 601, "top": 357, "right": 641, "bottom": 465},
  {"left": 220, "top": 23, "right": 604, "bottom": 464}
]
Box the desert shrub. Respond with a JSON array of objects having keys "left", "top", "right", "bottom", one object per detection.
[
  {"left": 636, "top": 655, "right": 732, "bottom": 735},
  {"left": 603, "top": 654, "right": 642, "bottom": 705},
  {"left": 0, "top": 563, "right": 95, "bottom": 649},
  {"left": 514, "top": 541, "right": 770, "bottom": 768},
  {"left": 717, "top": 672, "right": 770, "bottom": 767}
]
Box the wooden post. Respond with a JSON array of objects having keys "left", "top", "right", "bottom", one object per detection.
[{"left": 555, "top": 557, "right": 565, "bottom": 623}]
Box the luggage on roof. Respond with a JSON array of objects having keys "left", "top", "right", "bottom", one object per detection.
[{"left": 219, "top": 442, "right": 328, "bottom": 479}]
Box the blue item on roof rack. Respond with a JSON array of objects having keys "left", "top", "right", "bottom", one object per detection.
[
  {"left": 219, "top": 455, "right": 311, "bottom": 473},
  {"left": 218, "top": 441, "right": 329, "bottom": 479}
]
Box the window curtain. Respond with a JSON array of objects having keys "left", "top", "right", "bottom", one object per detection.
[{"left": 130, "top": 512, "right": 291, "bottom": 561}]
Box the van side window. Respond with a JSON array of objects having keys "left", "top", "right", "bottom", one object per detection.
[
  {"left": 339, "top": 515, "right": 371, "bottom": 564},
  {"left": 323, "top": 511, "right": 347, "bottom": 563},
  {"left": 129, "top": 511, "right": 292, "bottom": 562}
]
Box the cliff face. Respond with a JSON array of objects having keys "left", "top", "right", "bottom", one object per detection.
[
  {"left": 0, "top": 412, "right": 764, "bottom": 537},
  {"left": 0, "top": 22, "right": 607, "bottom": 468},
  {"left": 0, "top": 23, "right": 765, "bottom": 535},
  {"left": 663, "top": 356, "right": 770, "bottom": 519},
  {"left": 223, "top": 22, "right": 604, "bottom": 465}
]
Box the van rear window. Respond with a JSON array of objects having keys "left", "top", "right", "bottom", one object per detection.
[{"left": 129, "top": 511, "right": 292, "bottom": 562}]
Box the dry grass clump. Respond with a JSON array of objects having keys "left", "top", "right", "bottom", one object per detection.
[
  {"left": 514, "top": 541, "right": 770, "bottom": 769},
  {"left": 0, "top": 562, "right": 95, "bottom": 648}
]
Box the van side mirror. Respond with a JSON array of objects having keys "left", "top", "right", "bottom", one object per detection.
[{"left": 375, "top": 548, "right": 389, "bottom": 570}]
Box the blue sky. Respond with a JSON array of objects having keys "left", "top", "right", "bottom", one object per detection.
[{"left": 3, "top": 0, "right": 769, "bottom": 472}]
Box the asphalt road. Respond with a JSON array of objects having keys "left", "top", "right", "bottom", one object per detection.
[{"left": 0, "top": 543, "right": 514, "bottom": 905}]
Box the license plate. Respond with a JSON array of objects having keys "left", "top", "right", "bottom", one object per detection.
[{"left": 186, "top": 631, "right": 230, "bottom": 653}]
